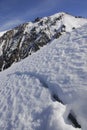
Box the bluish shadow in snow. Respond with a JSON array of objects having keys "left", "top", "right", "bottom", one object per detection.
[
  {"left": 12, "top": 71, "right": 49, "bottom": 89},
  {"left": 8, "top": 71, "right": 75, "bottom": 104},
  {"left": 8, "top": 71, "right": 62, "bottom": 101}
]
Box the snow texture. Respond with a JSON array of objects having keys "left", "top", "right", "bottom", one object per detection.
[{"left": 0, "top": 13, "right": 87, "bottom": 130}]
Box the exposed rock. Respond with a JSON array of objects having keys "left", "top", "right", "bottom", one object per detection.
[
  {"left": 54, "top": 32, "right": 62, "bottom": 39},
  {"left": 68, "top": 111, "right": 81, "bottom": 128},
  {"left": 52, "top": 94, "right": 64, "bottom": 104},
  {"left": 34, "top": 17, "right": 42, "bottom": 22}
]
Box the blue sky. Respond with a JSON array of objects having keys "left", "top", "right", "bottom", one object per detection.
[{"left": 0, "top": 0, "right": 87, "bottom": 31}]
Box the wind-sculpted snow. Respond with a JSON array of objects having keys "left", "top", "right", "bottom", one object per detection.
[{"left": 0, "top": 24, "right": 87, "bottom": 130}]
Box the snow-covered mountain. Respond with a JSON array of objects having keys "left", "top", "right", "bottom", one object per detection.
[
  {"left": 0, "top": 12, "right": 87, "bottom": 71},
  {"left": 0, "top": 12, "right": 87, "bottom": 130}
]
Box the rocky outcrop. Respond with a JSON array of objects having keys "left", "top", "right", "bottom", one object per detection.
[{"left": 68, "top": 111, "right": 81, "bottom": 128}]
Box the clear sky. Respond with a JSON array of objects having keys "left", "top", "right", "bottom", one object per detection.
[{"left": 0, "top": 0, "right": 87, "bottom": 31}]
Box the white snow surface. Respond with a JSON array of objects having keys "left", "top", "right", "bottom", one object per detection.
[
  {"left": 0, "top": 24, "right": 87, "bottom": 129},
  {"left": 0, "top": 30, "right": 7, "bottom": 37},
  {"left": 50, "top": 12, "right": 87, "bottom": 32}
]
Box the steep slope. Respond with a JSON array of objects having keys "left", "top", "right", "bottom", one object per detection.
[
  {"left": 0, "top": 23, "right": 87, "bottom": 130},
  {"left": 0, "top": 12, "right": 87, "bottom": 71}
]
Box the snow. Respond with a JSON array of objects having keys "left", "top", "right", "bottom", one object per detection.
[
  {"left": 0, "top": 30, "right": 7, "bottom": 55},
  {"left": 0, "top": 22, "right": 87, "bottom": 130},
  {"left": 0, "top": 40, "right": 6, "bottom": 55},
  {"left": 24, "top": 12, "right": 87, "bottom": 37},
  {"left": 50, "top": 12, "right": 87, "bottom": 32},
  {"left": 62, "top": 13, "right": 87, "bottom": 32},
  {"left": 0, "top": 30, "right": 7, "bottom": 37}
]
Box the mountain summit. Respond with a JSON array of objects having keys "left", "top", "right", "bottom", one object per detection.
[{"left": 0, "top": 12, "right": 87, "bottom": 71}]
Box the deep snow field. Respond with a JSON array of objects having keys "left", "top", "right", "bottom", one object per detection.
[{"left": 0, "top": 24, "right": 87, "bottom": 130}]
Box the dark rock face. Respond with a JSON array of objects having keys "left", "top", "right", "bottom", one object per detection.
[
  {"left": 0, "top": 13, "right": 66, "bottom": 71},
  {"left": 68, "top": 111, "right": 81, "bottom": 128},
  {"left": 52, "top": 94, "right": 64, "bottom": 104}
]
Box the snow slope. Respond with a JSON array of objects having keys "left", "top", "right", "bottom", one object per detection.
[{"left": 0, "top": 24, "right": 87, "bottom": 130}]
